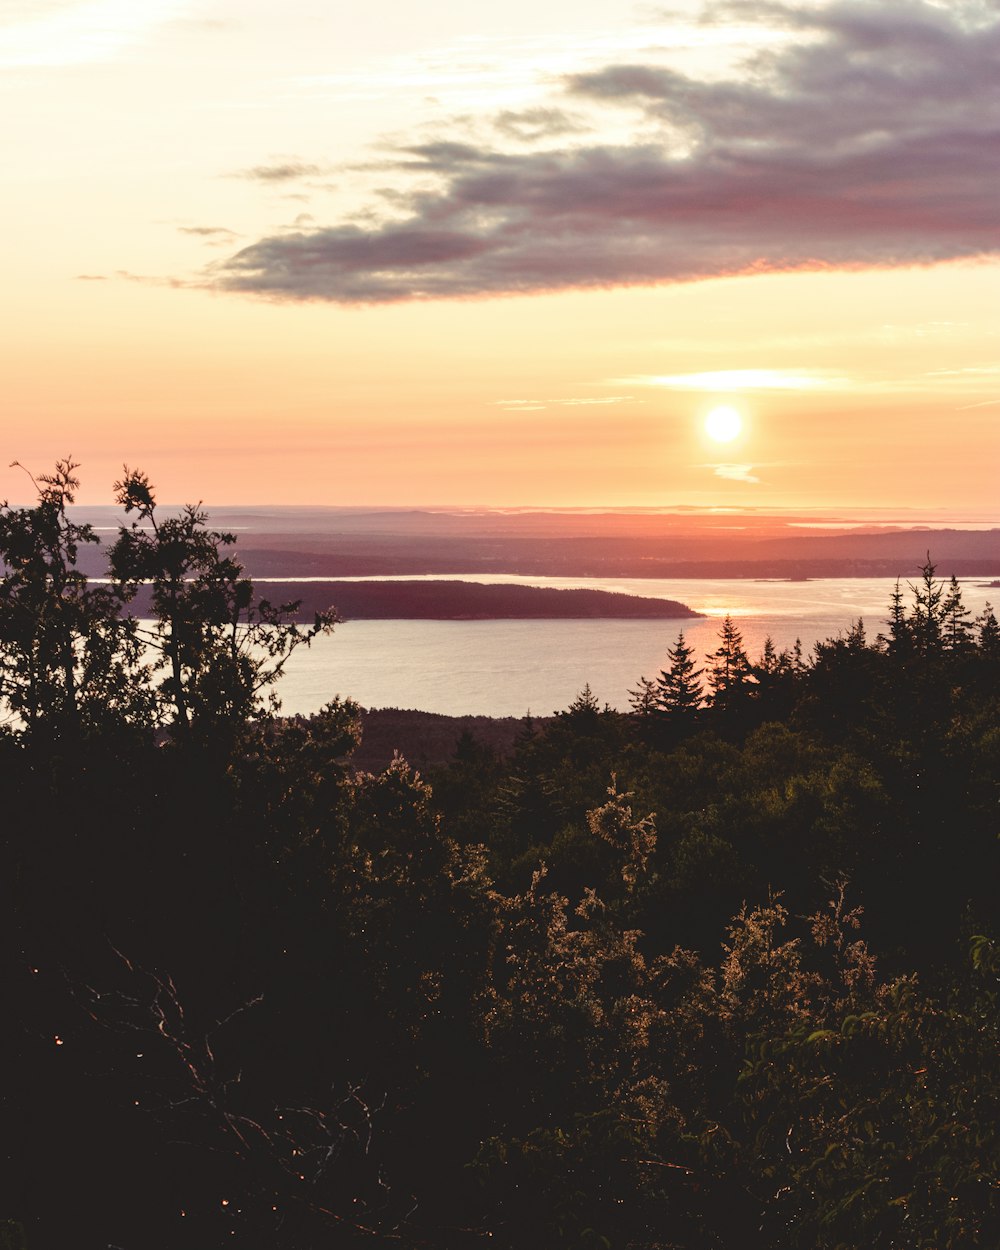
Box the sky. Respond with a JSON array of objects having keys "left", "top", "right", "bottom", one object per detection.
[{"left": 2, "top": 0, "right": 998, "bottom": 510}]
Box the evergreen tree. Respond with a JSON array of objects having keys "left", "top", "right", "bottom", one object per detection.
[
  {"left": 705, "top": 615, "right": 752, "bottom": 710},
  {"left": 563, "top": 682, "right": 601, "bottom": 719},
  {"left": 656, "top": 631, "right": 703, "bottom": 720},
  {"left": 909, "top": 555, "right": 946, "bottom": 657},
  {"left": 975, "top": 602, "right": 1000, "bottom": 656},
  {"left": 881, "top": 578, "right": 912, "bottom": 658},
  {"left": 942, "top": 575, "right": 973, "bottom": 651},
  {"left": 757, "top": 635, "right": 779, "bottom": 678},
  {"left": 753, "top": 634, "right": 799, "bottom": 716},
  {"left": 627, "top": 675, "right": 658, "bottom": 718}
]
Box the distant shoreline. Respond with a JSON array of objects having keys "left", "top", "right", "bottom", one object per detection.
[{"left": 71, "top": 510, "right": 1000, "bottom": 584}]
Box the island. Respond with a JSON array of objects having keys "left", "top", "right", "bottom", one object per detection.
[{"left": 249, "top": 579, "right": 700, "bottom": 621}]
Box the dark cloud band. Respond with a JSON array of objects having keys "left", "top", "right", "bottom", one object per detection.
[{"left": 209, "top": 0, "right": 1000, "bottom": 304}]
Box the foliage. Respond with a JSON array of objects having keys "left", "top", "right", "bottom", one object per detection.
[
  {"left": 0, "top": 458, "right": 150, "bottom": 737},
  {"left": 110, "top": 466, "right": 337, "bottom": 740},
  {"left": 4, "top": 495, "right": 1000, "bottom": 1249},
  {"left": 655, "top": 631, "right": 704, "bottom": 727}
]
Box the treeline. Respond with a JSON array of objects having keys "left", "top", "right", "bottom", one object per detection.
[{"left": 3, "top": 465, "right": 1000, "bottom": 1249}]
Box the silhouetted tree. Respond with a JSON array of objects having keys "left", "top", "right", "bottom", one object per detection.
[
  {"left": 627, "top": 675, "right": 658, "bottom": 717},
  {"left": 0, "top": 458, "right": 149, "bottom": 737},
  {"left": 942, "top": 574, "right": 973, "bottom": 651},
  {"left": 881, "top": 577, "right": 913, "bottom": 659},
  {"left": 656, "top": 631, "right": 703, "bottom": 724},
  {"left": 751, "top": 634, "right": 804, "bottom": 721},
  {"left": 705, "top": 615, "right": 752, "bottom": 714},
  {"left": 909, "top": 555, "right": 947, "bottom": 657},
  {"left": 563, "top": 682, "right": 600, "bottom": 717},
  {"left": 977, "top": 601, "right": 1000, "bottom": 655},
  {"left": 110, "top": 467, "right": 337, "bottom": 741}
]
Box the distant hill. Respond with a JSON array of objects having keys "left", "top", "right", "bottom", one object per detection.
[
  {"left": 65, "top": 506, "right": 1000, "bottom": 580},
  {"left": 225, "top": 520, "right": 1000, "bottom": 580}
]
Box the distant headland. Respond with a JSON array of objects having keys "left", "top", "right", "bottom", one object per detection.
[{"left": 127, "top": 578, "right": 700, "bottom": 622}]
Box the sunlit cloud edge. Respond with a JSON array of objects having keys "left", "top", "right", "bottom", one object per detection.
[{"left": 622, "top": 369, "right": 847, "bottom": 392}]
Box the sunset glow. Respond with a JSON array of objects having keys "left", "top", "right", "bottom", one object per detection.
[
  {"left": 2, "top": 0, "right": 997, "bottom": 512},
  {"left": 704, "top": 407, "right": 743, "bottom": 444}
]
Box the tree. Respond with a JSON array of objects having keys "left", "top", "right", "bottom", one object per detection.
[
  {"left": 909, "top": 555, "right": 947, "bottom": 657},
  {"left": 942, "top": 574, "right": 973, "bottom": 651},
  {"left": 976, "top": 602, "right": 1000, "bottom": 656},
  {"left": 757, "top": 634, "right": 779, "bottom": 677},
  {"left": 0, "top": 458, "right": 149, "bottom": 737},
  {"left": 566, "top": 682, "right": 600, "bottom": 713},
  {"left": 109, "top": 467, "right": 337, "bottom": 741},
  {"left": 705, "top": 615, "right": 752, "bottom": 712},
  {"left": 656, "top": 631, "right": 703, "bottom": 722},
  {"left": 586, "top": 777, "right": 656, "bottom": 890},
  {"left": 751, "top": 635, "right": 805, "bottom": 720},
  {"left": 880, "top": 578, "right": 913, "bottom": 659},
  {"left": 627, "top": 675, "right": 659, "bottom": 718}
]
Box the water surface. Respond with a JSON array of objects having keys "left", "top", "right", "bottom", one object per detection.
[{"left": 276, "top": 575, "right": 998, "bottom": 718}]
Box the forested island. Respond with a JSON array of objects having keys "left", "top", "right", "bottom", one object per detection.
[
  {"left": 126, "top": 579, "right": 699, "bottom": 621},
  {"left": 4, "top": 465, "right": 1000, "bottom": 1249}
]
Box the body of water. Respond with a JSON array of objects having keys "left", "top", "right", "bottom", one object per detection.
[{"left": 274, "top": 575, "right": 1000, "bottom": 718}]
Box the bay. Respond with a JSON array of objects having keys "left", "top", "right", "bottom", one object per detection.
[{"left": 274, "top": 575, "right": 999, "bottom": 719}]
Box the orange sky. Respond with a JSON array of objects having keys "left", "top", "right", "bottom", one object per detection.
[{"left": 3, "top": 1, "right": 998, "bottom": 510}]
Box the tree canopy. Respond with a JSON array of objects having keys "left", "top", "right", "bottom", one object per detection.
[{"left": 3, "top": 468, "right": 999, "bottom": 1250}]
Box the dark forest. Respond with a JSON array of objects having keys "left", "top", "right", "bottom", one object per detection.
[{"left": 3, "top": 464, "right": 999, "bottom": 1249}]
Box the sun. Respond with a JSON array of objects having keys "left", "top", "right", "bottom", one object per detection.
[{"left": 704, "top": 405, "right": 743, "bottom": 443}]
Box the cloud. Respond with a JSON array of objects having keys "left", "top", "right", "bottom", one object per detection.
[
  {"left": 711, "top": 463, "right": 761, "bottom": 484},
  {"left": 178, "top": 225, "right": 238, "bottom": 241},
  {"left": 208, "top": 0, "right": 1000, "bottom": 303},
  {"left": 628, "top": 369, "right": 841, "bottom": 391},
  {"left": 492, "top": 108, "right": 588, "bottom": 141},
  {"left": 230, "top": 161, "right": 324, "bottom": 183},
  {"left": 116, "top": 270, "right": 187, "bottom": 289},
  {"left": 553, "top": 396, "right": 636, "bottom": 406},
  {"left": 75, "top": 273, "right": 107, "bottom": 280},
  {"left": 926, "top": 365, "right": 1000, "bottom": 377},
  {"left": 496, "top": 395, "right": 636, "bottom": 411}
]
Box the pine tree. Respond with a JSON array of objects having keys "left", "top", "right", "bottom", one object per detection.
[
  {"left": 976, "top": 602, "right": 1000, "bottom": 656},
  {"left": 566, "top": 682, "right": 600, "bottom": 715},
  {"left": 881, "top": 578, "right": 912, "bottom": 658},
  {"left": 753, "top": 635, "right": 786, "bottom": 707},
  {"left": 627, "top": 675, "right": 659, "bottom": 718},
  {"left": 942, "top": 575, "right": 973, "bottom": 651},
  {"left": 706, "top": 615, "right": 752, "bottom": 710},
  {"left": 757, "top": 635, "right": 779, "bottom": 677},
  {"left": 909, "top": 555, "right": 946, "bottom": 657},
  {"left": 656, "top": 632, "right": 703, "bottom": 719}
]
